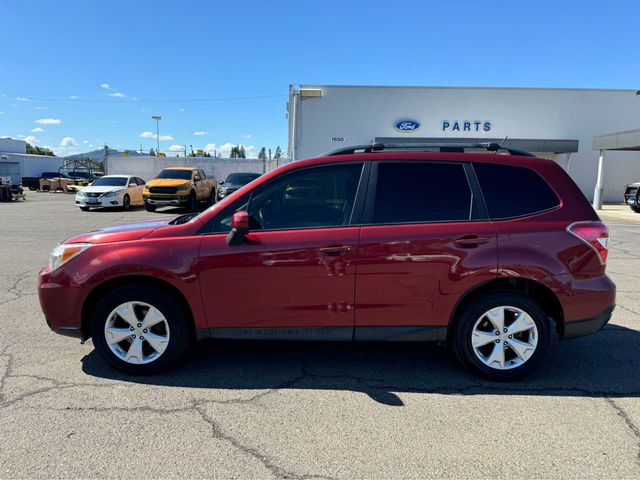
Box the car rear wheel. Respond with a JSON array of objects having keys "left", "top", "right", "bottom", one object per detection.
[
  {"left": 630, "top": 205, "right": 640, "bottom": 213},
  {"left": 90, "top": 285, "right": 191, "bottom": 374},
  {"left": 452, "top": 291, "right": 551, "bottom": 381},
  {"left": 122, "top": 194, "right": 130, "bottom": 211},
  {"left": 144, "top": 202, "right": 156, "bottom": 212}
]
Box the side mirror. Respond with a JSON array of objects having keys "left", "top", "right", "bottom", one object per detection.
[
  {"left": 194, "top": 175, "right": 201, "bottom": 182},
  {"left": 219, "top": 180, "right": 224, "bottom": 185},
  {"left": 227, "top": 211, "right": 250, "bottom": 245}
]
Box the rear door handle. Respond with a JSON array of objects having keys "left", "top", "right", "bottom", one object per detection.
[
  {"left": 319, "top": 244, "right": 353, "bottom": 256},
  {"left": 454, "top": 235, "right": 490, "bottom": 247}
]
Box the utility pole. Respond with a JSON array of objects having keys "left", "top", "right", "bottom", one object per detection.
[{"left": 151, "top": 115, "right": 162, "bottom": 156}]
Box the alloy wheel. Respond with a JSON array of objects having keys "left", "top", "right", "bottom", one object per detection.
[
  {"left": 471, "top": 305, "right": 538, "bottom": 370},
  {"left": 104, "top": 301, "right": 170, "bottom": 365}
]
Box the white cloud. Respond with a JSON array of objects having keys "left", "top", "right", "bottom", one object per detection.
[
  {"left": 139, "top": 131, "right": 174, "bottom": 141},
  {"left": 34, "top": 106, "right": 48, "bottom": 110},
  {"left": 108, "top": 92, "right": 126, "bottom": 98},
  {"left": 169, "top": 144, "right": 185, "bottom": 152},
  {"left": 83, "top": 140, "right": 89, "bottom": 144},
  {"left": 101, "top": 83, "right": 110, "bottom": 89},
  {"left": 69, "top": 95, "right": 78, "bottom": 100},
  {"left": 31, "top": 127, "right": 44, "bottom": 132},
  {"left": 36, "top": 118, "right": 61, "bottom": 125},
  {"left": 193, "top": 131, "right": 208, "bottom": 136},
  {"left": 60, "top": 136, "right": 77, "bottom": 147},
  {"left": 0, "top": 111, "right": 4, "bottom": 114},
  {"left": 178, "top": 108, "right": 185, "bottom": 112},
  {"left": 203, "top": 143, "right": 257, "bottom": 158},
  {"left": 132, "top": 97, "right": 138, "bottom": 101},
  {"left": 244, "top": 134, "right": 252, "bottom": 139},
  {"left": 24, "top": 135, "right": 38, "bottom": 144},
  {"left": 16, "top": 97, "right": 30, "bottom": 101}
]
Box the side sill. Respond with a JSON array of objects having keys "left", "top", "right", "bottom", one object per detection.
[
  {"left": 206, "top": 327, "right": 353, "bottom": 341},
  {"left": 355, "top": 326, "right": 448, "bottom": 342}
]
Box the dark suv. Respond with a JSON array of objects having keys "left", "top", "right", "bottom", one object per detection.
[
  {"left": 39, "top": 143, "right": 615, "bottom": 380},
  {"left": 624, "top": 182, "right": 639, "bottom": 212}
]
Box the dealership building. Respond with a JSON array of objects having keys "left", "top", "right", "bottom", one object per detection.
[{"left": 287, "top": 85, "right": 640, "bottom": 203}]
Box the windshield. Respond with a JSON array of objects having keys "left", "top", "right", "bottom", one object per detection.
[
  {"left": 91, "top": 177, "right": 128, "bottom": 187},
  {"left": 226, "top": 173, "right": 260, "bottom": 184},
  {"left": 157, "top": 169, "right": 193, "bottom": 180}
]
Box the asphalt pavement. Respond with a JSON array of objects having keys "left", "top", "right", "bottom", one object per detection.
[{"left": 0, "top": 193, "right": 638, "bottom": 478}]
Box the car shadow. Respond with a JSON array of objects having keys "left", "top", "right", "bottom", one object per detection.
[{"left": 81, "top": 324, "right": 640, "bottom": 406}]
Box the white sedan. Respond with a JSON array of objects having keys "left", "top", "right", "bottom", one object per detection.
[{"left": 75, "top": 175, "right": 146, "bottom": 211}]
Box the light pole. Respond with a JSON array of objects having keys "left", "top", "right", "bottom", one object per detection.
[{"left": 151, "top": 115, "right": 162, "bottom": 156}]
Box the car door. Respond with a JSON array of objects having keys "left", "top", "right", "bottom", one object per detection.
[
  {"left": 197, "top": 162, "right": 367, "bottom": 338},
  {"left": 195, "top": 169, "right": 207, "bottom": 201},
  {"left": 354, "top": 160, "right": 498, "bottom": 340},
  {"left": 134, "top": 177, "right": 145, "bottom": 204}
]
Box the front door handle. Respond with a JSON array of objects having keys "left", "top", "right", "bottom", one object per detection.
[
  {"left": 454, "top": 235, "right": 490, "bottom": 247},
  {"left": 319, "top": 244, "right": 352, "bottom": 256}
]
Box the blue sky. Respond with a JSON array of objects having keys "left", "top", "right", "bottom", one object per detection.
[{"left": 1, "top": 0, "right": 639, "bottom": 157}]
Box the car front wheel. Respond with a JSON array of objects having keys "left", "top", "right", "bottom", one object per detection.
[
  {"left": 452, "top": 291, "right": 551, "bottom": 381},
  {"left": 630, "top": 205, "right": 640, "bottom": 213},
  {"left": 90, "top": 285, "right": 191, "bottom": 374}
]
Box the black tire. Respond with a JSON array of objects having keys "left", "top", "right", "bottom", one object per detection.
[
  {"left": 90, "top": 284, "right": 192, "bottom": 374},
  {"left": 452, "top": 290, "right": 552, "bottom": 381},
  {"left": 79, "top": 206, "right": 90, "bottom": 211},
  {"left": 28, "top": 186, "right": 37, "bottom": 191},
  {"left": 630, "top": 205, "right": 640, "bottom": 214},
  {"left": 122, "top": 194, "right": 131, "bottom": 211},
  {"left": 144, "top": 202, "right": 156, "bottom": 212},
  {"left": 210, "top": 190, "right": 216, "bottom": 206},
  {"left": 187, "top": 192, "right": 197, "bottom": 212}
]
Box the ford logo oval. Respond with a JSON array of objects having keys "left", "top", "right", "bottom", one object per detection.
[{"left": 394, "top": 120, "right": 421, "bottom": 132}]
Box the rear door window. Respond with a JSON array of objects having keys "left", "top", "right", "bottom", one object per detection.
[
  {"left": 371, "top": 162, "right": 473, "bottom": 224},
  {"left": 474, "top": 163, "right": 560, "bottom": 219}
]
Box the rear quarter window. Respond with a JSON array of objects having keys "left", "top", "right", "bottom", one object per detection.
[{"left": 474, "top": 163, "right": 560, "bottom": 219}]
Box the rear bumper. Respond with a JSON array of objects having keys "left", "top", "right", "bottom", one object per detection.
[{"left": 562, "top": 305, "right": 615, "bottom": 339}]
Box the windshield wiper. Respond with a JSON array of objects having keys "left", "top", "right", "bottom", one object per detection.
[{"left": 169, "top": 213, "right": 199, "bottom": 225}]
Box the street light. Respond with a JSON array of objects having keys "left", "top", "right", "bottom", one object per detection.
[{"left": 151, "top": 115, "right": 162, "bottom": 156}]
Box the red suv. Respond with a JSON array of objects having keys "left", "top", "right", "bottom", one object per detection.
[{"left": 39, "top": 144, "right": 615, "bottom": 380}]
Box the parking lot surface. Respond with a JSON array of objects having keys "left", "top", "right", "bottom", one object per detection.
[{"left": 1, "top": 192, "right": 639, "bottom": 479}]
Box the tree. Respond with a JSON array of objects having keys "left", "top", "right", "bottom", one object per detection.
[
  {"left": 274, "top": 146, "right": 282, "bottom": 160},
  {"left": 268, "top": 148, "right": 272, "bottom": 160},
  {"left": 258, "top": 147, "right": 267, "bottom": 160},
  {"left": 239, "top": 145, "right": 246, "bottom": 158},
  {"left": 25, "top": 142, "right": 55, "bottom": 156}
]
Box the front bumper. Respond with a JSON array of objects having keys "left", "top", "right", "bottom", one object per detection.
[
  {"left": 562, "top": 305, "right": 615, "bottom": 339},
  {"left": 39, "top": 266, "right": 86, "bottom": 340},
  {"left": 76, "top": 196, "right": 121, "bottom": 208},
  {"left": 144, "top": 194, "right": 189, "bottom": 206}
]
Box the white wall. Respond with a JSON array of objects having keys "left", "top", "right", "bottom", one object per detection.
[
  {"left": 0, "top": 138, "right": 27, "bottom": 154},
  {"left": 289, "top": 85, "right": 640, "bottom": 202},
  {"left": 0, "top": 153, "right": 63, "bottom": 184},
  {"left": 105, "top": 156, "right": 289, "bottom": 182}
]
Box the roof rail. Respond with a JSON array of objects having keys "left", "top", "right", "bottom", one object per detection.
[{"left": 323, "top": 142, "right": 535, "bottom": 157}]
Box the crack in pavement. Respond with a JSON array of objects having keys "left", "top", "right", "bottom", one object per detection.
[
  {"left": 0, "top": 269, "right": 38, "bottom": 307},
  {"left": 605, "top": 398, "right": 640, "bottom": 469}
]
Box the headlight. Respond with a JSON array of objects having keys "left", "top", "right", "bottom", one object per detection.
[
  {"left": 49, "top": 243, "right": 91, "bottom": 271},
  {"left": 144, "top": 184, "right": 150, "bottom": 189},
  {"left": 76, "top": 190, "right": 86, "bottom": 197},
  {"left": 177, "top": 185, "right": 189, "bottom": 191},
  {"left": 219, "top": 187, "right": 228, "bottom": 194},
  {"left": 102, "top": 190, "right": 120, "bottom": 198}
]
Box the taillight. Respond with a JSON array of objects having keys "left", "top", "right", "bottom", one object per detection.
[{"left": 567, "top": 221, "right": 609, "bottom": 265}]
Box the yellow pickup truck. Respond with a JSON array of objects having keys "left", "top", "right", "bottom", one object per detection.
[{"left": 143, "top": 167, "right": 218, "bottom": 212}]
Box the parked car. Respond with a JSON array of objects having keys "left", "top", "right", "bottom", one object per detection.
[
  {"left": 143, "top": 167, "right": 218, "bottom": 212},
  {"left": 624, "top": 182, "right": 640, "bottom": 212},
  {"left": 75, "top": 175, "right": 145, "bottom": 211},
  {"left": 39, "top": 144, "right": 615, "bottom": 380},
  {"left": 217, "top": 172, "right": 261, "bottom": 200},
  {"left": 21, "top": 171, "right": 73, "bottom": 190}
]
